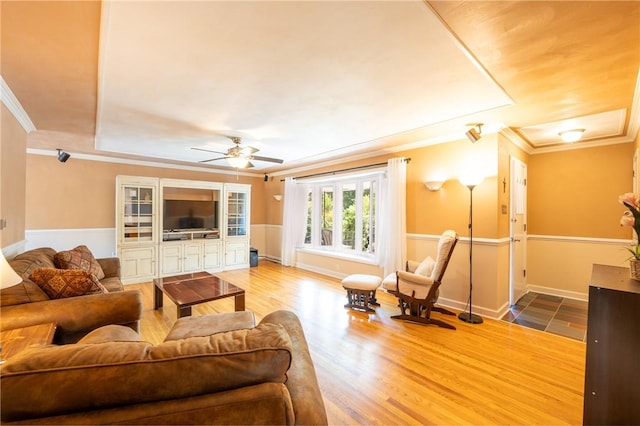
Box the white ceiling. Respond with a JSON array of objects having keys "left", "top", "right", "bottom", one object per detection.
[
  {"left": 96, "top": 1, "right": 513, "bottom": 170},
  {"left": 3, "top": 1, "right": 639, "bottom": 172}
]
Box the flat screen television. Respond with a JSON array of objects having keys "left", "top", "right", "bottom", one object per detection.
[{"left": 163, "top": 200, "right": 218, "bottom": 231}]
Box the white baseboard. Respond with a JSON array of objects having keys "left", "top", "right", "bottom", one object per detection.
[
  {"left": 295, "top": 261, "right": 346, "bottom": 280},
  {"left": 437, "top": 297, "right": 511, "bottom": 320},
  {"left": 526, "top": 284, "right": 589, "bottom": 302}
]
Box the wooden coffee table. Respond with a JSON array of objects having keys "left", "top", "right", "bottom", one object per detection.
[{"left": 153, "top": 271, "right": 245, "bottom": 318}]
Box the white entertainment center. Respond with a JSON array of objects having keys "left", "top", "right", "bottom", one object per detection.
[{"left": 116, "top": 175, "right": 251, "bottom": 284}]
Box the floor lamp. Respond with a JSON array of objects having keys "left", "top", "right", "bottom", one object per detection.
[{"left": 458, "top": 175, "right": 484, "bottom": 324}]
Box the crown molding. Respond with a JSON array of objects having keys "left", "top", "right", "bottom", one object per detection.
[
  {"left": 26, "top": 148, "right": 259, "bottom": 177},
  {"left": 0, "top": 75, "right": 36, "bottom": 133}
]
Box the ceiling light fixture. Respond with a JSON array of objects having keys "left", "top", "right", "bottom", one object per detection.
[
  {"left": 465, "top": 123, "right": 483, "bottom": 143},
  {"left": 559, "top": 129, "right": 585, "bottom": 143},
  {"left": 226, "top": 156, "right": 250, "bottom": 168}
]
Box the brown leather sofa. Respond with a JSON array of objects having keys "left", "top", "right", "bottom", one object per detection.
[
  {"left": 0, "top": 247, "right": 142, "bottom": 344},
  {"left": 1, "top": 310, "right": 328, "bottom": 425}
]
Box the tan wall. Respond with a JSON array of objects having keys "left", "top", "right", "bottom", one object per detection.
[
  {"left": 274, "top": 137, "right": 501, "bottom": 238},
  {"left": 528, "top": 142, "right": 635, "bottom": 238},
  {"left": 1, "top": 105, "right": 27, "bottom": 248},
  {"left": 403, "top": 136, "right": 499, "bottom": 238},
  {"left": 25, "top": 154, "right": 266, "bottom": 230}
]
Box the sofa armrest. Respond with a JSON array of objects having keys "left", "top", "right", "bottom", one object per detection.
[
  {"left": 0, "top": 290, "right": 142, "bottom": 343},
  {"left": 97, "top": 257, "right": 121, "bottom": 279},
  {"left": 259, "top": 310, "right": 328, "bottom": 425}
]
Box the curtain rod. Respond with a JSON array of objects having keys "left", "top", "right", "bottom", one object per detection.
[{"left": 280, "top": 158, "right": 410, "bottom": 182}]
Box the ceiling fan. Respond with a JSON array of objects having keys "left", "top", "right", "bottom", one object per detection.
[{"left": 191, "top": 136, "right": 284, "bottom": 168}]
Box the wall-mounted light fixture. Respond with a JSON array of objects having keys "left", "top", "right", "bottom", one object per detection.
[
  {"left": 465, "top": 123, "right": 483, "bottom": 143},
  {"left": 273, "top": 194, "right": 282, "bottom": 201},
  {"left": 558, "top": 129, "right": 585, "bottom": 143},
  {"left": 424, "top": 181, "right": 444, "bottom": 192},
  {"left": 56, "top": 148, "right": 70, "bottom": 163}
]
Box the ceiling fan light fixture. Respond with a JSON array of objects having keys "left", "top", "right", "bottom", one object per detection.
[
  {"left": 227, "top": 156, "right": 250, "bottom": 168},
  {"left": 559, "top": 129, "right": 585, "bottom": 143}
]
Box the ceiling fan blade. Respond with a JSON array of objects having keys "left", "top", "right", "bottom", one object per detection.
[
  {"left": 251, "top": 155, "right": 284, "bottom": 164},
  {"left": 199, "top": 156, "right": 227, "bottom": 163},
  {"left": 241, "top": 146, "right": 259, "bottom": 155},
  {"left": 246, "top": 161, "right": 255, "bottom": 168},
  {"left": 191, "top": 147, "right": 227, "bottom": 155}
]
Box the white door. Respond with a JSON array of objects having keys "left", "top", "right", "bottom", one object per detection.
[{"left": 510, "top": 158, "right": 527, "bottom": 305}]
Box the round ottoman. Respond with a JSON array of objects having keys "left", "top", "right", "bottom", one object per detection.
[{"left": 341, "top": 274, "right": 382, "bottom": 312}]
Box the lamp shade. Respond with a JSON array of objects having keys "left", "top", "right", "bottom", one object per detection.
[
  {"left": 458, "top": 170, "right": 484, "bottom": 187},
  {"left": 1, "top": 251, "right": 22, "bottom": 289}
]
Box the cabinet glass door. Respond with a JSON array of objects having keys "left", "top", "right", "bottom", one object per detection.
[
  {"left": 226, "top": 191, "right": 247, "bottom": 237},
  {"left": 122, "top": 185, "right": 155, "bottom": 243}
]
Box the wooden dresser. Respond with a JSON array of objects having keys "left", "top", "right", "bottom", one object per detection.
[{"left": 583, "top": 264, "right": 640, "bottom": 425}]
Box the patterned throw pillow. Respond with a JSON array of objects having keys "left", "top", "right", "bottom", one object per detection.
[
  {"left": 54, "top": 245, "right": 105, "bottom": 280},
  {"left": 29, "top": 268, "right": 108, "bottom": 299}
]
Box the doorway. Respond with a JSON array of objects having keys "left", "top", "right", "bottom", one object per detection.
[{"left": 510, "top": 157, "right": 527, "bottom": 305}]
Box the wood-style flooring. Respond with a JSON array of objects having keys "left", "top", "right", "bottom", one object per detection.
[{"left": 129, "top": 260, "right": 586, "bottom": 425}]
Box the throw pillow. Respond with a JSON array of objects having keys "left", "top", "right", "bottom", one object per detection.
[
  {"left": 29, "top": 268, "right": 108, "bottom": 299},
  {"left": 414, "top": 256, "right": 435, "bottom": 277},
  {"left": 54, "top": 245, "right": 105, "bottom": 280}
]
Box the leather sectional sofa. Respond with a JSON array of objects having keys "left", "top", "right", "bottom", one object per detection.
[
  {"left": 0, "top": 248, "right": 328, "bottom": 424},
  {"left": 0, "top": 247, "right": 142, "bottom": 344},
  {"left": 1, "top": 310, "right": 328, "bottom": 425}
]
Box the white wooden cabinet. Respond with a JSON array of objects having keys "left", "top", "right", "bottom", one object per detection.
[
  {"left": 116, "top": 176, "right": 159, "bottom": 284},
  {"left": 120, "top": 246, "right": 156, "bottom": 284},
  {"left": 160, "top": 240, "right": 221, "bottom": 276},
  {"left": 224, "top": 184, "right": 251, "bottom": 269},
  {"left": 116, "top": 176, "right": 249, "bottom": 282},
  {"left": 203, "top": 240, "right": 222, "bottom": 270}
]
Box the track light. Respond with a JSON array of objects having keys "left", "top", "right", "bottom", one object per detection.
[
  {"left": 465, "top": 124, "right": 483, "bottom": 143},
  {"left": 56, "top": 149, "right": 70, "bottom": 163}
]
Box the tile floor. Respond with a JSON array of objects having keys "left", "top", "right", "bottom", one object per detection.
[{"left": 501, "top": 292, "right": 588, "bottom": 342}]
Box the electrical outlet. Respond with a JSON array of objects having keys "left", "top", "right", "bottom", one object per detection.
[{"left": 501, "top": 204, "right": 507, "bottom": 214}]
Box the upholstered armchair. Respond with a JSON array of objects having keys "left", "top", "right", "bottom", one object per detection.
[{"left": 382, "top": 230, "right": 458, "bottom": 329}]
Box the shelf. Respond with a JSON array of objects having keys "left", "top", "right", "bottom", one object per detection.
[{"left": 162, "top": 228, "right": 220, "bottom": 242}]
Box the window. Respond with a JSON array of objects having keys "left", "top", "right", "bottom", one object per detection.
[{"left": 304, "top": 174, "right": 379, "bottom": 256}]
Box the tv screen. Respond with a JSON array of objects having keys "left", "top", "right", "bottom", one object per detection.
[{"left": 163, "top": 200, "right": 218, "bottom": 231}]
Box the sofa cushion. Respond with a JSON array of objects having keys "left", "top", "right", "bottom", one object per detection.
[
  {"left": 1, "top": 323, "right": 293, "bottom": 421},
  {"left": 78, "top": 325, "right": 143, "bottom": 344},
  {"left": 54, "top": 245, "right": 105, "bottom": 280},
  {"left": 99, "top": 276, "right": 125, "bottom": 293},
  {"left": 9, "top": 247, "right": 57, "bottom": 282},
  {"left": 29, "top": 268, "right": 108, "bottom": 299},
  {"left": 0, "top": 281, "right": 49, "bottom": 306},
  {"left": 164, "top": 310, "right": 256, "bottom": 341}
]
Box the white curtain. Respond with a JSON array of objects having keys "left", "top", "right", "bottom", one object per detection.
[
  {"left": 377, "top": 157, "right": 407, "bottom": 276},
  {"left": 281, "top": 177, "right": 308, "bottom": 266}
]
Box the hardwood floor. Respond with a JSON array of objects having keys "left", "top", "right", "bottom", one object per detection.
[{"left": 129, "top": 260, "right": 586, "bottom": 425}]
